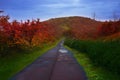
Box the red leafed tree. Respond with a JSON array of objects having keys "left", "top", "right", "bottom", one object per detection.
[
  {"left": 0, "top": 11, "right": 63, "bottom": 56},
  {"left": 98, "top": 21, "right": 120, "bottom": 36},
  {"left": 0, "top": 12, "right": 62, "bottom": 56},
  {"left": 20, "top": 20, "right": 39, "bottom": 46},
  {"left": 0, "top": 15, "right": 10, "bottom": 44}
]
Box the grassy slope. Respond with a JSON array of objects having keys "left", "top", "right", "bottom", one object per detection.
[
  {"left": 0, "top": 42, "right": 58, "bottom": 80},
  {"left": 65, "top": 46, "right": 120, "bottom": 80}
]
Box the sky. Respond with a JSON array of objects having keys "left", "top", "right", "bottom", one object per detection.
[{"left": 0, "top": 0, "right": 120, "bottom": 21}]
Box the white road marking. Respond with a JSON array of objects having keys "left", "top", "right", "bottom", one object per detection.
[{"left": 59, "top": 49, "right": 68, "bottom": 53}]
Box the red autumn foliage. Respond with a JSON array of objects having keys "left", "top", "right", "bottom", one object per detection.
[
  {"left": 2, "top": 13, "right": 120, "bottom": 56},
  {"left": 44, "top": 16, "right": 102, "bottom": 40},
  {"left": 0, "top": 14, "right": 60, "bottom": 53},
  {"left": 98, "top": 21, "right": 120, "bottom": 37}
]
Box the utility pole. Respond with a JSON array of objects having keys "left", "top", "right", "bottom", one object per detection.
[
  {"left": 113, "top": 11, "right": 119, "bottom": 21},
  {"left": 92, "top": 12, "right": 96, "bottom": 20},
  {"left": 93, "top": 12, "right": 96, "bottom": 20}
]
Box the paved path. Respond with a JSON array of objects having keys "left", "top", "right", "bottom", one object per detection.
[{"left": 11, "top": 40, "right": 87, "bottom": 80}]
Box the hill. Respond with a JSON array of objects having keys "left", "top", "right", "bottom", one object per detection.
[{"left": 43, "top": 16, "right": 102, "bottom": 39}]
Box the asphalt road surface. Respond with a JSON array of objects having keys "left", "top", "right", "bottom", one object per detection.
[{"left": 10, "top": 40, "right": 87, "bottom": 80}]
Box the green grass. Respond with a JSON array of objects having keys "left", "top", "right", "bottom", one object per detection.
[
  {"left": 0, "top": 42, "right": 58, "bottom": 80},
  {"left": 66, "top": 46, "right": 120, "bottom": 80},
  {"left": 65, "top": 39, "right": 120, "bottom": 75}
]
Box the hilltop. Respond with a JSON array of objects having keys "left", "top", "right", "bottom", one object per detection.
[
  {"left": 43, "top": 16, "right": 102, "bottom": 39},
  {"left": 42, "top": 16, "right": 120, "bottom": 40}
]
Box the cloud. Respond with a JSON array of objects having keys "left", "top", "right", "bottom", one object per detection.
[
  {"left": 40, "top": 3, "right": 71, "bottom": 8},
  {"left": 40, "top": 3, "right": 84, "bottom": 8},
  {"left": 39, "top": 0, "right": 83, "bottom": 8},
  {"left": 73, "top": 0, "right": 80, "bottom": 5},
  {"left": 1, "top": 0, "right": 120, "bottom": 21}
]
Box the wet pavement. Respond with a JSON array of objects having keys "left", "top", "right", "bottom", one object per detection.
[{"left": 10, "top": 40, "right": 87, "bottom": 80}]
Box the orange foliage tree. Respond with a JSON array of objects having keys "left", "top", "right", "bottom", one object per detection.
[
  {"left": 0, "top": 14, "right": 59, "bottom": 56},
  {"left": 98, "top": 21, "right": 120, "bottom": 36}
]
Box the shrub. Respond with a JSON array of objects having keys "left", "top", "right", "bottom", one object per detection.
[{"left": 65, "top": 39, "right": 120, "bottom": 75}]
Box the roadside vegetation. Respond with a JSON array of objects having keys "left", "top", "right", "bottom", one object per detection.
[
  {"left": 0, "top": 41, "right": 59, "bottom": 80},
  {"left": 65, "top": 39, "right": 120, "bottom": 80},
  {"left": 66, "top": 46, "right": 120, "bottom": 80},
  {"left": 0, "top": 13, "right": 61, "bottom": 80}
]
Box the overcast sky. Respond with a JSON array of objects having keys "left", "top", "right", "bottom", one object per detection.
[{"left": 0, "top": 0, "right": 120, "bottom": 21}]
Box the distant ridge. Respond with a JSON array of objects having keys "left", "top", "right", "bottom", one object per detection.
[
  {"left": 43, "top": 16, "right": 102, "bottom": 39},
  {"left": 42, "top": 16, "right": 120, "bottom": 40}
]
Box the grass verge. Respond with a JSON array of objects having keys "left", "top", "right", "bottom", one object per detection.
[
  {"left": 65, "top": 46, "right": 120, "bottom": 80},
  {"left": 0, "top": 42, "right": 58, "bottom": 80},
  {"left": 65, "top": 39, "right": 120, "bottom": 74}
]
